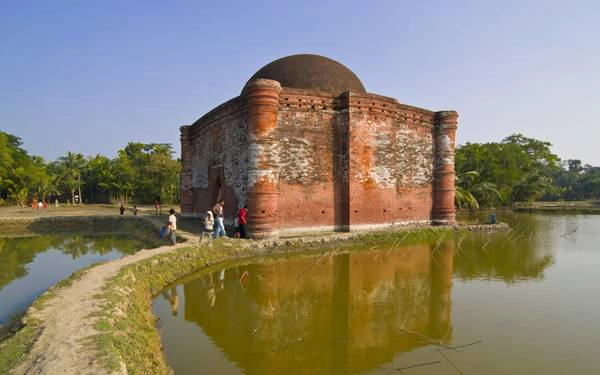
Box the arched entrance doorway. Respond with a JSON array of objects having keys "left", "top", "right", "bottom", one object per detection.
[{"left": 209, "top": 165, "right": 224, "bottom": 206}]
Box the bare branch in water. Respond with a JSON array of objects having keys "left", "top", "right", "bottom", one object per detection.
[
  {"left": 482, "top": 236, "right": 492, "bottom": 254},
  {"left": 446, "top": 340, "right": 483, "bottom": 350},
  {"left": 438, "top": 349, "right": 464, "bottom": 375},
  {"left": 560, "top": 225, "right": 580, "bottom": 238},
  {"left": 399, "top": 328, "right": 458, "bottom": 351},
  {"left": 396, "top": 361, "right": 442, "bottom": 371}
]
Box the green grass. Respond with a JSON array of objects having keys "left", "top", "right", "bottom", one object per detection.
[
  {"left": 0, "top": 325, "right": 42, "bottom": 373},
  {"left": 0, "top": 264, "right": 93, "bottom": 373}
]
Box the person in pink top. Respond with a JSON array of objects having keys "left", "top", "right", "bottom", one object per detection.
[{"left": 237, "top": 205, "right": 248, "bottom": 239}]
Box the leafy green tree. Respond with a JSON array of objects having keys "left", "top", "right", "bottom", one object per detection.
[
  {"left": 572, "top": 167, "right": 600, "bottom": 199},
  {"left": 456, "top": 133, "right": 561, "bottom": 207},
  {"left": 1, "top": 131, "right": 182, "bottom": 206},
  {"left": 502, "top": 133, "right": 560, "bottom": 171},
  {"left": 511, "top": 173, "right": 556, "bottom": 202},
  {"left": 82, "top": 155, "right": 113, "bottom": 203},
  {"left": 0, "top": 132, "right": 48, "bottom": 206}
]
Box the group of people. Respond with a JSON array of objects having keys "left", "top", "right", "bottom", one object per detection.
[
  {"left": 160, "top": 200, "right": 249, "bottom": 246},
  {"left": 119, "top": 204, "right": 138, "bottom": 216},
  {"left": 31, "top": 197, "right": 47, "bottom": 210},
  {"left": 201, "top": 199, "right": 248, "bottom": 241},
  {"left": 32, "top": 196, "right": 79, "bottom": 209}
]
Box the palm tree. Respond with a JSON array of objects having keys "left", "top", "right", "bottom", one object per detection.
[
  {"left": 112, "top": 181, "right": 134, "bottom": 204},
  {"left": 455, "top": 171, "right": 502, "bottom": 209},
  {"left": 36, "top": 173, "right": 59, "bottom": 203},
  {"left": 58, "top": 152, "right": 86, "bottom": 205}
]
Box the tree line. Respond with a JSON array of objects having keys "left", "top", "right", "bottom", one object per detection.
[
  {"left": 0, "top": 131, "right": 180, "bottom": 207},
  {"left": 455, "top": 133, "right": 600, "bottom": 208},
  {"left": 3, "top": 130, "right": 599, "bottom": 210}
]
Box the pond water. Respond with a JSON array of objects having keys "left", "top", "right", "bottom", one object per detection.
[
  {"left": 153, "top": 213, "right": 600, "bottom": 374},
  {"left": 0, "top": 234, "right": 158, "bottom": 326}
]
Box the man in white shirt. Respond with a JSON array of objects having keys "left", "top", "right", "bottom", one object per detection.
[{"left": 168, "top": 208, "right": 177, "bottom": 245}]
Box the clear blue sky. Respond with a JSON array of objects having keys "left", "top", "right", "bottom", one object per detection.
[{"left": 1, "top": 1, "right": 599, "bottom": 164}]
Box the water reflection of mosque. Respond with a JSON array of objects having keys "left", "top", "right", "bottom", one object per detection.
[
  {"left": 160, "top": 217, "right": 557, "bottom": 374},
  {"left": 177, "top": 242, "right": 456, "bottom": 374}
]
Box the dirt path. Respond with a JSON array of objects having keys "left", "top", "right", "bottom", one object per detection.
[
  {"left": 14, "top": 242, "right": 191, "bottom": 375},
  {"left": 12, "top": 221, "right": 198, "bottom": 375}
]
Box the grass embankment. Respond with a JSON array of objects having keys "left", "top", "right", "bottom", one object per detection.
[
  {"left": 512, "top": 200, "right": 600, "bottom": 213},
  {"left": 0, "top": 215, "right": 161, "bottom": 238},
  {"left": 91, "top": 228, "right": 458, "bottom": 374},
  {"left": 0, "top": 265, "right": 93, "bottom": 373},
  {"left": 0, "top": 216, "right": 163, "bottom": 374}
]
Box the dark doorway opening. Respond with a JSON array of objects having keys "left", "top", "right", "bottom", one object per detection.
[{"left": 209, "top": 165, "right": 224, "bottom": 206}]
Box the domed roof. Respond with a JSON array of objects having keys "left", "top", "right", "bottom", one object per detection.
[{"left": 245, "top": 54, "right": 366, "bottom": 95}]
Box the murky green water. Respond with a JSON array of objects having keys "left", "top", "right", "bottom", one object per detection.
[
  {"left": 153, "top": 213, "right": 600, "bottom": 374},
  {"left": 0, "top": 234, "right": 157, "bottom": 326}
]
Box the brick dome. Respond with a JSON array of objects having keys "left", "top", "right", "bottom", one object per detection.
[{"left": 245, "top": 54, "right": 366, "bottom": 95}]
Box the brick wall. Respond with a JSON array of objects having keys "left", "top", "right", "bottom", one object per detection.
[
  {"left": 181, "top": 83, "right": 457, "bottom": 235},
  {"left": 274, "top": 89, "right": 440, "bottom": 231},
  {"left": 181, "top": 97, "right": 250, "bottom": 219}
]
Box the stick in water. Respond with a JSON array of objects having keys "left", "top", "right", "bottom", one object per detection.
[{"left": 396, "top": 361, "right": 442, "bottom": 371}]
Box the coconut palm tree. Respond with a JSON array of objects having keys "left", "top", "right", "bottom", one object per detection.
[
  {"left": 36, "top": 173, "right": 59, "bottom": 203},
  {"left": 455, "top": 171, "right": 502, "bottom": 209},
  {"left": 58, "top": 152, "right": 86, "bottom": 205}
]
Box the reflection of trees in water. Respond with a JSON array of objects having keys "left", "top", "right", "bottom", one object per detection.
[
  {"left": 0, "top": 234, "right": 153, "bottom": 292},
  {"left": 453, "top": 214, "right": 555, "bottom": 282},
  {"left": 0, "top": 236, "right": 63, "bottom": 290}
]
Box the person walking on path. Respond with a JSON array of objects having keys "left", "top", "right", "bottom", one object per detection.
[
  {"left": 237, "top": 205, "right": 248, "bottom": 239},
  {"left": 119, "top": 204, "right": 125, "bottom": 215},
  {"left": 133, "top": 205, "right": 138, "bottom": 216},
  {"left": 212, "top": 200, "right": 226, "bottom": 238},
  {"left": 202, "top": 210, "right": 214, "bottom": 243},
  {"left": 155, "top": 197, "right": 161, "bottom": 215},
  {"left": 168, "top": 208, "right": 177, "bottom": 245}
]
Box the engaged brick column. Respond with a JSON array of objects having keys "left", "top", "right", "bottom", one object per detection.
[
  {"left": 432, "top": 111, "right": 458, "bottom": 225},
  {"left": 244, "top": 79, "right": 282, "bottom": 238},
  {"left": 179, "top": 125, "right": 194, "bottom": 216}
]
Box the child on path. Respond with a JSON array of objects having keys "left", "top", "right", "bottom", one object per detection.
[
  {"left": 233, "top": 216, "right": 240, "bottom": 238},
  {"left": 168, "top": 208, "right": 177, "bottom": 245},
  {"left": 212, "top": 200, "right": 226, "bottom": 238},
  {"left": 155, "top": 197, "right": 161, "bottom": 215},
  {"left": 201, "top": 210, "right": 214, "bottom": 243}
]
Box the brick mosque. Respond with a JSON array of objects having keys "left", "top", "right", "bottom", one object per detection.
[{"left": 180, "top": 54, "right": 458, "bottom": 238}]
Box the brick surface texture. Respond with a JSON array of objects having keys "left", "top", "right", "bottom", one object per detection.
[{"left": 180, "top": 79, "right": 457, "bottom": 238}]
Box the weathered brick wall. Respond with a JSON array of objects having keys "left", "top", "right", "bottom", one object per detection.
[
  {"left": 181, "top": 97, "right": 250, "bottom": 219},
  {"left": 347, "top": 95, "right": 436, "bottom": 227},
  {"left": 276, "top": 90, "right": 340, "bottom": 230},
  {"left": 181, "top": 84, "right": 457, "bottom": 235},
  {"left": 274, "top": 90, "right": 438, "bottom": 231}
]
